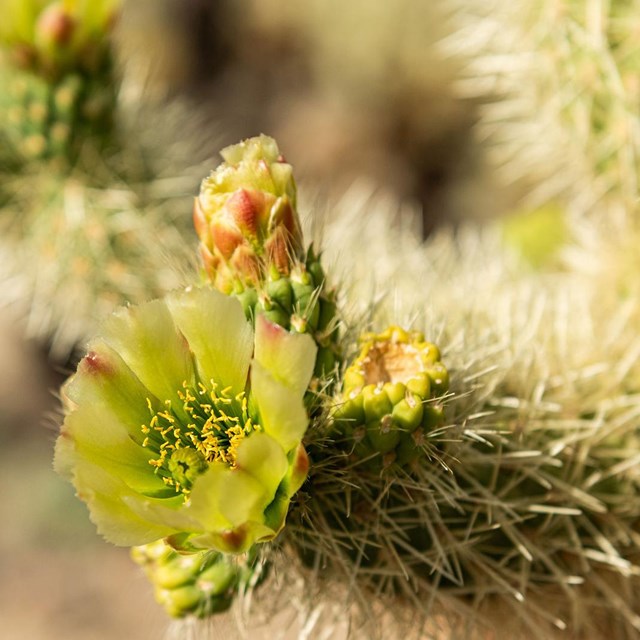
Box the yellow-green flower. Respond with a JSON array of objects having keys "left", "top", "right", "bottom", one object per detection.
[{"left": 54, "top": 287, "right": 316, "bottom": 554}]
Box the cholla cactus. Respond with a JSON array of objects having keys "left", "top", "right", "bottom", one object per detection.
[
  {"left": 0, "top": 0, "right": 119, "bottom": 163},
  {"left": 52, "top": 132, "right": 640, "bottom": 639},
  {"left": 276, "top": 183, "right": 640, "bottom": 639}
]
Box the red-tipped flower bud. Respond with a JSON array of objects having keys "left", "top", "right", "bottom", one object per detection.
[{"left": 194, "top": 135, "right": 303, "bottom": 293}]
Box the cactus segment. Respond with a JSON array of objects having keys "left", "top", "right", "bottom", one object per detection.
[{"left": 0, "top": 64, "right": 115, "bottom": 162}]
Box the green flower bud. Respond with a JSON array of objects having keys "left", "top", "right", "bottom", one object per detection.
[
  {"left": 131, "top": 538, "right": 269, "bottom": 620},
  {"left": 362, "top": 384, "right": 393, "bottom": 421},
  {"left": 266, "top": 277, "right": 294, "bottom": 314},
  {"left": 197, "top": 561, "right": 237, "bottom": 595},
  {"left": 160, "top": 585, "right": 202, "bottom": 617},
  {"left": 391, "top": 394, "right": 424, "bottom": 432},
  {"left": 154, "top": 554, "right": 201, "bottom": 590},
  {"left": 384, "top": 381, "right": 406, "bottom": 405},
  {"left": 261, "top": 305, "right": 291, "bottom": 330},
  {"left": 427, "top": 362, "right": 450, "bottom": 395}
]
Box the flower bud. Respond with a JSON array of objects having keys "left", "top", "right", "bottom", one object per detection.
[
  {"left": 35, "top": 3, "right": 76, "bottom": 51},
  {"left": 194, "top": 135, "right": 303, "bottom": 293},
  {"left": 131, "top": 539, "right": 266, "bottom": 619}
]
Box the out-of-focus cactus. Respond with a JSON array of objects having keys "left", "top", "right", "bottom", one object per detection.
[
  {"left": 446, "top": 0, "right": 640, "bottom": 211},
  {"left": 0, "top": 2, "right": 216, "bottom": 359},
  {"left": 0, "top": 0, "right": 119, "bottom": 163},
  {"left": 0, "top": 169, "right": 194, "bottom": 359}
]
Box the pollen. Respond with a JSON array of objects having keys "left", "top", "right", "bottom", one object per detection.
[{"left": 141, "top": 380, "right": 259, "bottom": 497}]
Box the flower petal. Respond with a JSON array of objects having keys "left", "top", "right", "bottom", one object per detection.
[
  {"left": 101, "top": 299, "right": 194, "bottom": 408},
  {"left": 262, "top": 445, "right": 309, "bottom": 535},
  {"left": 70, "top": 459, "right": 180, "bottom": 546},
  {"left": 188, "top": 464, "right": 268, "bottom": 531},
  {"left": 254, "top": 313, "right": 316, "bottom": 395},
  {"left": 188, "top": 521, "right": 274, "bottom": 554},
  {"left": 250, "top": 361, "right": 309, "bottom": 452},
  {"left": 58, "top": 339, "right": 168, "bottom": 495},
  {"left": 64, "top": 338, "right": 158, "bottom": 438},
  {"left": 62, "top": 409, "right": 164, "bottom": 496},
  {"left": 122, "top": 494, "right": 203, "bottom": 534},
  {"left": 235, "top": 432, "right": 288, "bottom": 497},
  {"left": 166, "top": 288, "right": 253, "bottom": 395}
]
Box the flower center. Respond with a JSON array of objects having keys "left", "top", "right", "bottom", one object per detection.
[
  {"left": 362, "top": 343, "right": 423, "bottom": 386},
  {"left": 141, "top": 381, "right": 259, "bottom": 496}
]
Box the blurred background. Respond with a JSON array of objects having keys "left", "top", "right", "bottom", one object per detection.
[{"left": 1, "top": 0, "right": 626, "bottom": 637}]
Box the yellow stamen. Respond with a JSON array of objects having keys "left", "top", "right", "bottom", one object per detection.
[{"left": 141, "top": 379, "right": 258, "bottom": 497}]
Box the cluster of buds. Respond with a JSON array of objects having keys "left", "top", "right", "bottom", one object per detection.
[
  {"left": 333, "top": 326, "right": 449, "bottom": 471},
  {"left": 131, "top": 540, "right": 265, "bottom": 618}
]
